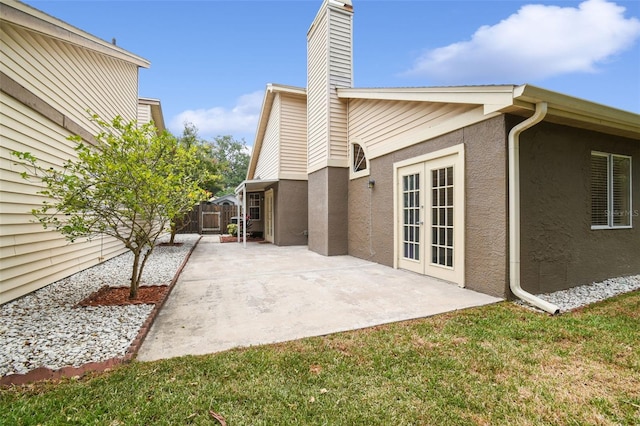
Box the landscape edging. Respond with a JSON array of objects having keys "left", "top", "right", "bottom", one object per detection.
[{"left": 0, "top": 235, "right": 203, "bottom": 386}]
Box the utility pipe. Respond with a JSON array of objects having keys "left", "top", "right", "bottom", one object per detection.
[
  {"left": 508, "top": 101, "right": 560, "bottom": 315},
  {"left": 242, "top": 185, "right": 247, "bottom": 248},
  {"left": 236, "top": 195, "right": 240, "bottom": 243}
]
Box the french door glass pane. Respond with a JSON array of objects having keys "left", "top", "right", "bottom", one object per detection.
[
  {"left": 402, "top": 172, "right": 421, "bottom": 261},
  {"left": 431, "top": 167, "right": 454, "bottom": 268}
]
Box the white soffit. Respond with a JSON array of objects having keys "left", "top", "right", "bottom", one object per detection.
[{"left": 338, "top": 85, "right": 640, "bottom": 141}]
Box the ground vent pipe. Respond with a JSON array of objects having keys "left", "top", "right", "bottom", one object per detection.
[{"left": 508, "top": 101, "right": 560, "bottom": 315}]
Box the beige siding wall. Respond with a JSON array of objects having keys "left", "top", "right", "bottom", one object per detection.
[
  {"left": 280, "top": 93, "right": 307, "bottom": 178},
  {"left": 306, "top": 1, "right": 352, "bottom": 172},
  {"left": 327, "top": 13, "right": 351, "bottom": 162},
  {"left": 254, "top": 95, "right": 281, "bottom": 180},
  {"left": 1, "top": 23, "right": 139, "bottom": 130},
  {"left": 137, "top": 102, "right": 151, "bottom": 125},
  {"left": 307, "top": 10, "right": 329, "bottom": 170},
  {"left": 0, "top": 21, "right": 141, "bottom": 303},
  {"left": 1, "top": 93, "right": 126, "bottom": 303},
  {"left": 347, "top": 98, "right": 486, "bottom": 160}
]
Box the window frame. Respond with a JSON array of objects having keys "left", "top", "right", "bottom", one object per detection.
[
  {"left": 349, "top": 141, "right": 370, "bottom": 180},
  {"left": 248, "top": 192, "right": 261, "bottom": 221},
  {"left": 591, "top": 151, "right": 633, "bottom": 230}
]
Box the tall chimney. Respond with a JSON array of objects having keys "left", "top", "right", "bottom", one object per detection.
[{"left": 306, "top": 0, "right": 353, "bottom": 256}]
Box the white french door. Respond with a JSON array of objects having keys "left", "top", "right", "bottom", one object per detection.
[
  {"left": 398, "top": 163, "right": 424, "bottom": 274},
  {"left": 265, "top": 189, "right": 274, "bottom": 243},
  {"left": 396, "top": 150, "right": 464, "bottom": 286}
]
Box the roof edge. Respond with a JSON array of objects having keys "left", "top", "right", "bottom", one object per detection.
[
  {"left": 338, "top": 84, "right": 640, "bottom": 139},
  {"left": 139, "top": 97, "right": 165, "bottom": 132},
  {"left": 0, "top": 0, "right": 150, "bottom": 68},
  {"left": 514, "top": 84, "right": 640, "bottom": 133},
  {"left": 247, "top": 83, "right": 307, "bottom": 180}
]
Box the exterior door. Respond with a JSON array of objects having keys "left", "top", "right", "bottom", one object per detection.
[
  {"left": 396, "top": 151, "right": 464, "bottom": 286},
  {"left": 398, "top": 163, "right": 424, "bottom": 274},
  {"left": 265, "top": 189, "right": 274, "bottom": 243}
]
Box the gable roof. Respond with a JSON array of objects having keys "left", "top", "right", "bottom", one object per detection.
[
  {"left": 138, "top": 97, "right": 166, "bottom": 132},
  {"left": 209, "top": 194, "right": 239, "bottom": 205},
  {"left": 0, "top": 0, "right": 150, "bottom": 68},
  {"left": 337, "top": 84, "right": 640, "bottom": 141},
  {"left": 247, "top": 83, "right": 307, "bottom": 179}
]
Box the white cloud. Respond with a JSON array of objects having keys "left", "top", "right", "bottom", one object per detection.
[
  {"left": 169, "top": 90, "right": 264, "bottom": 141},
  {"left": 404, "top": 0, "right": 640, "bottom": 84}
]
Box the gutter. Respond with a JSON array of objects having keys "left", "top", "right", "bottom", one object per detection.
[{"left": 508, "top": 101, "right": 560, "bottom": 315}]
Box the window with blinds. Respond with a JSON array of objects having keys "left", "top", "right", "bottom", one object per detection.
[{"left": 591, "top": 152, "right": 632, "bottom": 229}]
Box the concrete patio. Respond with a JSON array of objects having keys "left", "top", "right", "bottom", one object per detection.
[{"left": 137, "top": 236, "right": 502, "bottom": 361}]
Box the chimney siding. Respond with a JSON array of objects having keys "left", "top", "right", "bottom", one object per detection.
[{"left": 306, "top": 0, "right": 353, "bottom": 256}]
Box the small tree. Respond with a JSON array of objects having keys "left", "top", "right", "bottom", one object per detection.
[
  {"left": 167, "top": 122, "right": 221, "bottom": 244},
  {"left": 13, "top": 115, "right": 208, "bottom": 299},
  {"left": 208, "top": 135, "right": 250, "bottom": 196}
]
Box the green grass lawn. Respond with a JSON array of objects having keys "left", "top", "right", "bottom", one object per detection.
[{"left": 2, "top": 292, "right": 639, "bottom": 425}]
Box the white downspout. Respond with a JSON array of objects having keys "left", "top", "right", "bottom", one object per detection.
[{"left": 508, "top": 101, "right": 560, "bottom": 315}]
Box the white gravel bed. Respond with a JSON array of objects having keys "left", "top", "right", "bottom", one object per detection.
[
  {"left": 515, "top": 274, "right": 640, "bottom": 313},
  {"left": 0, "top": 234, "right": 200, "bottom": 377}
]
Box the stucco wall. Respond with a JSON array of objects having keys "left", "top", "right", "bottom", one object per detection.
[
  {"left": 273, "top": 180, "right": 309, "bottom": 246},
  {"left": 348, "top": 116, "right": 510, "bottom": 298},
  {"left": 519, "top": 121, "right": 640, "bottom": 293},
  {"left": 309, "top": 167, "right": 349, "bottom": 255}
]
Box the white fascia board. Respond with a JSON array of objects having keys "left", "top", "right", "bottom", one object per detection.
[
  {"left": 1, "top": 0, "right": 150, "bottom": 68},
  {"left": 269, "top": 83, "right": 307, "bottom": 97},
  {"left": 337, "top": 86, "right": 517, "bottom": 107},
  {"left": 235, "top": 179, "right": 279, "bottom": 195},
  {"left": 515, "top": 84, "right": 640, "bottom": 139}
]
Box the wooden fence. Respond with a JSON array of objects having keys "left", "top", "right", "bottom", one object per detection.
[{"left": 176, "top": 202, "right": 238, "bottom": 234}]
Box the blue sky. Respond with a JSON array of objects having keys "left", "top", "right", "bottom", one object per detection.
[{"left": 25, "top": 0, "right": 640, "bottom": 145}]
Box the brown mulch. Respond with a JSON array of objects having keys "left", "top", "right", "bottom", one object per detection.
[
  {"left": 77, "top": 285, "right": 169, "bottom": 307},
  {"left": 157, "top": 242, "right": 184, "bottom": 247},
  {"left": 219, "top": 235, "right": 265, "bottom": 243}
]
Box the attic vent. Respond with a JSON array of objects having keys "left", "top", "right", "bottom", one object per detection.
[{"left": 353, "top": 143, "right": 367, "bottom": 172}]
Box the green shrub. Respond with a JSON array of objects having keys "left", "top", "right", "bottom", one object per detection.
[{"left": 227, "top": 223, "right": 238, "bottom": 236}]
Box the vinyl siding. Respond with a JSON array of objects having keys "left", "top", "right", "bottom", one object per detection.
[
  {"left": 280, "top": 93, "right": 307, "bottom": 177},
  {"left": 1, "top": 23, "right": 139, "bottom": 132},
  {"left": 307, "top": 2, "right": 352, "bottom": 172},
  {"left": 327, "top": 13, "right": 350, "bottom": 162},
  {"left": 1, "top": 19, "right": 140, "bottom": 303},
  {"left": 307, "top": 9, "right": 329, "bottom": 170},
  {"left": 137, "top": 102, "right": 151, "bottom": 125},
  {"left": 1, "top": 93, "right": 126, "bottom": 303},
  {"left": 347, "top": 98, "right": 485, "bottom": 160},
  {"left": 254, "top": 95, "right": 281, "bottom": 180}
]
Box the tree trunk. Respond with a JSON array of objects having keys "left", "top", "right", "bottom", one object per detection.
[
  {"left": 169, "top": 224, "right": 177, "bottom": 245},
  {"left": 129, "top": 244, "right": 156, "bottom": 299},
  {"left": 129, "top": 249, "right": 141, "bottom": 299}
]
